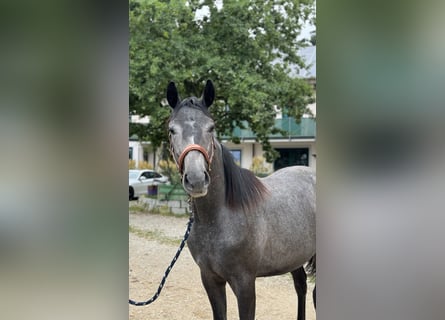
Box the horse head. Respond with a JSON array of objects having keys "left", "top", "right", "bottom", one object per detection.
[{"left": 167, "top": 80, "right": 216, "bottom": 197}]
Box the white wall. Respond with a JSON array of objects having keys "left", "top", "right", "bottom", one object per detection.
[{"left": 129, "top": 141, "right": 158, "bottom": 168}]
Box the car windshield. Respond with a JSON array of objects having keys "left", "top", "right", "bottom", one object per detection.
[{"left": 129, "top": 171, "right": 139, "bottom": 179}]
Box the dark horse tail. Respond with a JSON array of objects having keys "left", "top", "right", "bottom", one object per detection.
[
  {"left": 306, "top": 254, "right": 317, "bottom": 309},
  {"left": 305, "top": 255, "right": 316, "bottom": 276}
]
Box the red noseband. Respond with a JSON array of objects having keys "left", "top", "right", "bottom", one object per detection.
[{"left": 176, "top": 143, "right": 213, "bottom": 175}]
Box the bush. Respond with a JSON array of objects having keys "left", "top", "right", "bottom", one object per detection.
[
  {"left": 129, "top": 159, "right": 154, "bottom": 170},
  {"left": 138, "top": 161, "right": 153, "bottom": 169},
  {"left": 250, "top": 156, "right": 271, "bottom": 176},
  {"left": 158, "top": 159, "right": 181, "bottom": 186}
]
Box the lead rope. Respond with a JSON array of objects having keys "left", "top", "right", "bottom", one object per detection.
[{"left": 129, "top": 200, "right": 194, "bottom": 306}]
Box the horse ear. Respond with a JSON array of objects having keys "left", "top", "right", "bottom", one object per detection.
[
  {"left": 202, "top": 80, "right": 215, "bottom": 108},
  {"left": 167, "top": 82, "right": 180, "bottom": 109}
]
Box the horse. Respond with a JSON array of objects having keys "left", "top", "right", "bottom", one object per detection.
[{"left": 166, "top": 80, "right": 316, "bottom": 320}]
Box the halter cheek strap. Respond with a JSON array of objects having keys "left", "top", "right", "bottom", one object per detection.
[{"left": 174, "top": 139, "right": 214, "bottom": 175}]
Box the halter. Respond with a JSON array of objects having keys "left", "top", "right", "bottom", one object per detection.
[{"left": 170, "top": 137, "right": 215, "bottom": 175}]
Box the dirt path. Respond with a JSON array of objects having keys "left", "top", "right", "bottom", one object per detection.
[{"left": 129, "top": 212, "right": 316, "bottom": 320}]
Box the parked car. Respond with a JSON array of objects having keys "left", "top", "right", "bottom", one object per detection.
[{"left": 129, "top": 169, "right": 169, "bottom": 200}]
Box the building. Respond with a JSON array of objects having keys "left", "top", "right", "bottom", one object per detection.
[{"left": 222, "top": 116, "right": 316, "bottom": 172}]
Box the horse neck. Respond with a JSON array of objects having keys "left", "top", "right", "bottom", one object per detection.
[{"left": 191, "top": 142, "right": 225, "bottom": 222}]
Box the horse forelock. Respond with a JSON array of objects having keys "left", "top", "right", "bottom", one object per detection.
[
  {"left": 221, "top": 145, "right": 269, "bottom": 212},
  {"left": 171, "top": 97, "right": 211, "bottom": 118}
]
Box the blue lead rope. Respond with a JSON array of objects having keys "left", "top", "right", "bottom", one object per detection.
[{"left": 129, "top": 216, "right": 194, "bottom": 306}]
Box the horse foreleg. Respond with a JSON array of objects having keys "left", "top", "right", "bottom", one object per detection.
[
  {"left": 291, "top": 267, "right": 307, "bottom": 320},
  {"left": 228, "top": 275, "right": 256, "bottom": 320},
  {"left": 200, "top": 271, "right": 227, "bottom": 320}
]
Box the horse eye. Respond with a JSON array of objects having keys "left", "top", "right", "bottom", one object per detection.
[
  {"left": 169, "top": 128, "right": 176, "bottom": 135},
  {"left": 208, "top": 125, "right": 215, "bottom": 133}
]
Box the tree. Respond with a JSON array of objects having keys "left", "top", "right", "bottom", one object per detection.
[{"left": 130, "top": 0, "right": 315, "bottom": 161}]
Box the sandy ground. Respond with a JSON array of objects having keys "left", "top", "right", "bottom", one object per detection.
[{"left": 129, "top": 211, "right": 316, "bottom": 320}]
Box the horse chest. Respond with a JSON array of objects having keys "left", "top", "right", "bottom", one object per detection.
[{"left": 188, "top": 221, "right": 254, "bottom": 272}]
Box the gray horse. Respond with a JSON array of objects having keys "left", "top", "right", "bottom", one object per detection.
[{"left": 167, "top": 80, "right": 316, "bottom": 320}]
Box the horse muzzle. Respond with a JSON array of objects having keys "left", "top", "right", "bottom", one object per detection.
[
  {"left": 181, "top": 149, "right": 210, "bottom": 198},
  {"left": 181, "top": 151, "right": 211, "bottom": 197}
]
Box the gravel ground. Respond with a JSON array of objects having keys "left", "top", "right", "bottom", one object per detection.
[{"left": 129, "top": 211, "right": 316, "bottom": 320}]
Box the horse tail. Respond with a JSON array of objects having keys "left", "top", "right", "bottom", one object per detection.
[{"left": 305, "top": 254, "right": 316, "bottom": 276}]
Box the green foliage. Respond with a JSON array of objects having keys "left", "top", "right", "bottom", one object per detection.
[
  {"left": 130, "top": 0, "right": 315, "bottom": 161},
  {"left": 158, "top": 159, "right": 182, "bottom": 186}
]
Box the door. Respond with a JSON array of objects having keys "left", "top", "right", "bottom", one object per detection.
[{"left": 274, "top": 148, "right": 309, "bottom": 171}]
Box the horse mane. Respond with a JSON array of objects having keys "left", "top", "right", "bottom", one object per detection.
[
  {"left": 221, "top": 145, "right": 269, "bottom": 212},
  {"left": 171, "top": 97, "right": 212, "bottom": 118}
]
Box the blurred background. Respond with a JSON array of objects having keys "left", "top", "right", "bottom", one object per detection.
[
  {"left": 0, "top": 0, "right": 128, "bottom": 319},
  {"left": 318, "top": 1, "right": 445, "bottom": 319}
]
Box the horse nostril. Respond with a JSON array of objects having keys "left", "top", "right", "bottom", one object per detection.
[
  {"left": 184, "top": 174, "right": 192, "bottom": 188},
  {"left": 183, "top": 171, "right": 209, "bottom": 194},
  {"left": 204, "top": 171, "right": 210, "bottom": 186}
]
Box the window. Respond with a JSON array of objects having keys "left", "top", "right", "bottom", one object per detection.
[
  {"left": 274, "top": 148, "right": 309, "bottom": 170},
  {"left": 229, "top": 150, "right": 242, "bottom": 166},
  {"left": 129, "top": 147, "right": 133, "bottom": 159},
  {"left": 147, "top": 172, "right": 158, "bottom": 179}
]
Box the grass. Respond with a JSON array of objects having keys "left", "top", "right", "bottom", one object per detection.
[
  {"left": 129, "top": 202, "right": 148, "bottom": 212},
  {"left": 129, "top": 200, "right": 189, "bottom": 218},
  {"left": 129, "top": 225, "right": 182, "bottom": 246}
]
